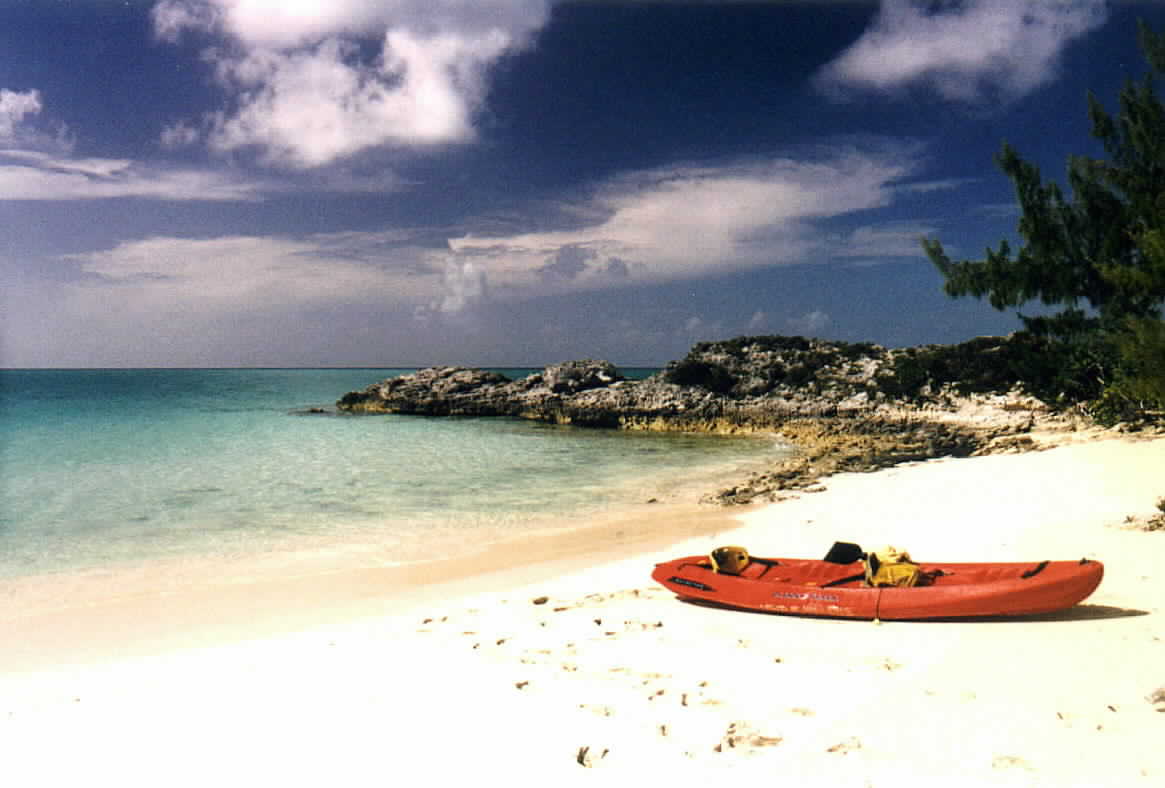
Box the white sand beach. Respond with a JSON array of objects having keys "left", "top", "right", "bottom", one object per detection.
[{"left": 2, "top": 430, "right": 1163, "bottom": 787}]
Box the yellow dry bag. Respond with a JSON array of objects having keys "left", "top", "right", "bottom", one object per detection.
[
  {"left": 865, "top": 546, "right": 924, "bottom": 588},
  {"left": 709, "top": 546, "right": 750, "bottom": 575}
]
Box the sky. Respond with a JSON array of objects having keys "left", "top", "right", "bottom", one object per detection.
[{"left": 2, "top": 0, "right": 1164, "bottom": 368}]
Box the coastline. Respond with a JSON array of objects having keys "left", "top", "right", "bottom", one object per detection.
[
  {"left": 0, "top": 494, "right": 757, "bottom": 674},
  {"left": 3, "top": 428, "right": 1163, "bottom": 784}
]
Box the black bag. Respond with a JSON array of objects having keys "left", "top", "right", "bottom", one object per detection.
[{"left": 823, "top": 541, "right": 864, "bottom": 564}]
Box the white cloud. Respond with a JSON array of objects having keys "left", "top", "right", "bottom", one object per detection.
[
  {"left": 448, "top": 146, "right": 919, "bottom": 301},
  {"left": 898, "top": 177, "right": 977, "bottom": 194},
  {"left": 835, "top": 222, "right": 937, "bottom": 261},
  {"left": 0, "top": 232, "right": 417, "bottom": 366},
  {"left": 153, "top": 0, "right": 551, "bottom": 167},
  {"left": 156, "top": 0, "right": 547, "bottom": 48},
  {"left": 0, "top": 89, "right": 42, "bottom": 140},
  {"left": 17, "top": 229, "right": 459, "bottom": 364},
  {"left": 817, "top": 0, "right": 1108, "bottom": 102},
  {"left": 0, "top": 88, "right": 263, "bottom": 202},
  {"left": 69, "top": 234, "right": 420, "bottom": 304},
  {"left": 680, "top": 315, "right": 725, "bottom": 341},
  {"left": 436, "top": 256, "right": 489, "bottom": 313},
  {"left": 50, "top": 232, "right": 442, "bottom": 341},
  {"left": 160, "top": 120, "right": 202, "bottom": 149},
  {"left": 0, "top": 149, "right": 265, "bottom": 201},
  {"left": 16, "top": 142, "right": 926, "bottom": 358},
  {"left": 786, "top": 309, "right": 830, "bottom": 336},
  {"left": 152, "top": 0, "right": 219, "bottom": 41}
]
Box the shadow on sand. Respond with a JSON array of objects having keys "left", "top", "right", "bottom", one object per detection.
[
  {"left": 675, "top": 597, "right": 1149, "bottom": 623},
  {"left": 945, "top": 603, "right": 1151, "bottom": 624}
]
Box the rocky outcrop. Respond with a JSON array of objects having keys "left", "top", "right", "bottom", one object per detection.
[
  {"left": 338, "top": 367, "right": 516, "bottom": 417},
  {"left": 337, "top": 361, "right": 634, "bottom": 425},
  {"left": 702, "top": 419, "right": 1007, "bottom": 505},
  {"left": 337, "top": 336, "right": 1071, "bottom": 504},
  {"left": 338, "top": 336, "right": 1051, "bottom": 429}
]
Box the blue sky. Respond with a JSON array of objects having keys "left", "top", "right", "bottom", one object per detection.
[{"left": 2, "top": 0, "right": 1163, "bottom": 367}]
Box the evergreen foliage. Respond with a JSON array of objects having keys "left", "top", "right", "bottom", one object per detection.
[
  {"left": 869, "top": 334, "right": 1104, "bottom": 403},
  {"left": 922, "top": 22, "right": 1165, "bottom": 420}
]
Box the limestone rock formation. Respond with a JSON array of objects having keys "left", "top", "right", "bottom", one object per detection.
[
  {"left": 338, "top": 335, "right": 1047, "bottom": 431},
  {"left": 336, "top": 335, "right": 1062, "bottom": 503}
]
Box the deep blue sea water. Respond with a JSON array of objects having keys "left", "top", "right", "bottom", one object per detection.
[{"left": 0, "top": 369, "right": 787, "bottom": 581}]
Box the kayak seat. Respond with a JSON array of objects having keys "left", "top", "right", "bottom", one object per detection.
[
  {"left": 737, "top": 561, "right": 775, "bottom": 579},
  {"left": 778, "top": 560, "right": 868, "bottom": 587}
]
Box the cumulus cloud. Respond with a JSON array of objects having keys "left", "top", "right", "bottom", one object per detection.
[
  {"left": 786, "top": 309, "right": 830, "bottom": 336},
  {"left": 0, "top": 89, "right": 42, "bottom": 140},
  {"left": 817, "top": 0, "right": 1108, "bottom": 102},
  {"left": 0, "top": 87, "right": 72, "bottom": 153},
  {"left": 680, "top": 315, "right": 725, "bottom": 340},
  {"left": 152, "top": 0, "right": 551, "bottom": 167},
  {"left": 747, "top": 310, "right": 769, "bottom": 332},
  {"left": 449, "top": 146, "right": 919, "bottom": 298},
  {"left": 160, "top": 120, "right": 202, "bottom": 149},
  {"left": 436, "top": 256, "right": 489, "bottom": 313}
]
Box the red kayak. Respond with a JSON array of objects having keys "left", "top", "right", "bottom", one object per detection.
[{"left": 651, "top": 550, "right": 1104, "bottom": 620}]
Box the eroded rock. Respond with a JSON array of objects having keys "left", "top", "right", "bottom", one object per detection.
[{"left": 336, "top": 335, "right": 1068, "bottom": 502}]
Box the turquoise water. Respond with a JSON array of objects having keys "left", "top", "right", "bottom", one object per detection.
[{"left": 0, "top": 369, "right": 786, "bottom": 580}]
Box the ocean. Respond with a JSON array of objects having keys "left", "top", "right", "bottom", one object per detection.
[{"left": 0, "top": 369, "right": 789, "bottom": 583}]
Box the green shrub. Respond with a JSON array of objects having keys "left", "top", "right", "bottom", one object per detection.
[
  {"left": 1109, "top": 318, "right": 1165, "bottom": 411},
  {"left": 783, "top": 363, "right": 816, "bottom": 388},
  {"left": 868, "top": 333, "right": 1124, "bottom": 405},
  {"left": 663, "top": 359, "right": 737, "bottom": 393}
]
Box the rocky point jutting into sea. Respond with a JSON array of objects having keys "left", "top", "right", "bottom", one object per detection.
[{"left": 338, "top": 335, "right": 1092, "bottom": 504}]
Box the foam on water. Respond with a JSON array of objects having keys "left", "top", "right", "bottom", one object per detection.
[{"left": 0, "top": 369, "right": 789, "bottom": 581}]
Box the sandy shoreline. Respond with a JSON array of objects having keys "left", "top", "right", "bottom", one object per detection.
[
  {"left": 0, "top": 499, "right": 753, "bottom": 673},
  {"left": 3, "top": 430, "right": 1163, "bottom": 785}
]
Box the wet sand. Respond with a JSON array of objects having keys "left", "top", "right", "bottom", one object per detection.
[{"left": 0, "top": 499, "right": 752, "bottom": 672}]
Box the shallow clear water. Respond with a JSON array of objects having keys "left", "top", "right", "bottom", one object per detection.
[{"left": 0, "top": 369, "right": 787, "bottom": 579}]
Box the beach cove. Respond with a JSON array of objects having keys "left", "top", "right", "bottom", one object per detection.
[
  {"left": 3, "top": 424, "right": 1163, "bottom": 786},
  {"left": 6, "top": 3, "right": 1165, "bottom": 783}
]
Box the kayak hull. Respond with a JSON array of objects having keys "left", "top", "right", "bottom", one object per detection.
[{"left": 651, "top": 556, "right": 1104, "bottom": 620}]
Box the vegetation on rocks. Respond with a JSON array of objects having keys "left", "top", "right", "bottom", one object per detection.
[{"left": 660, "top": 333, "right": 1072, "bottom": 405}]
